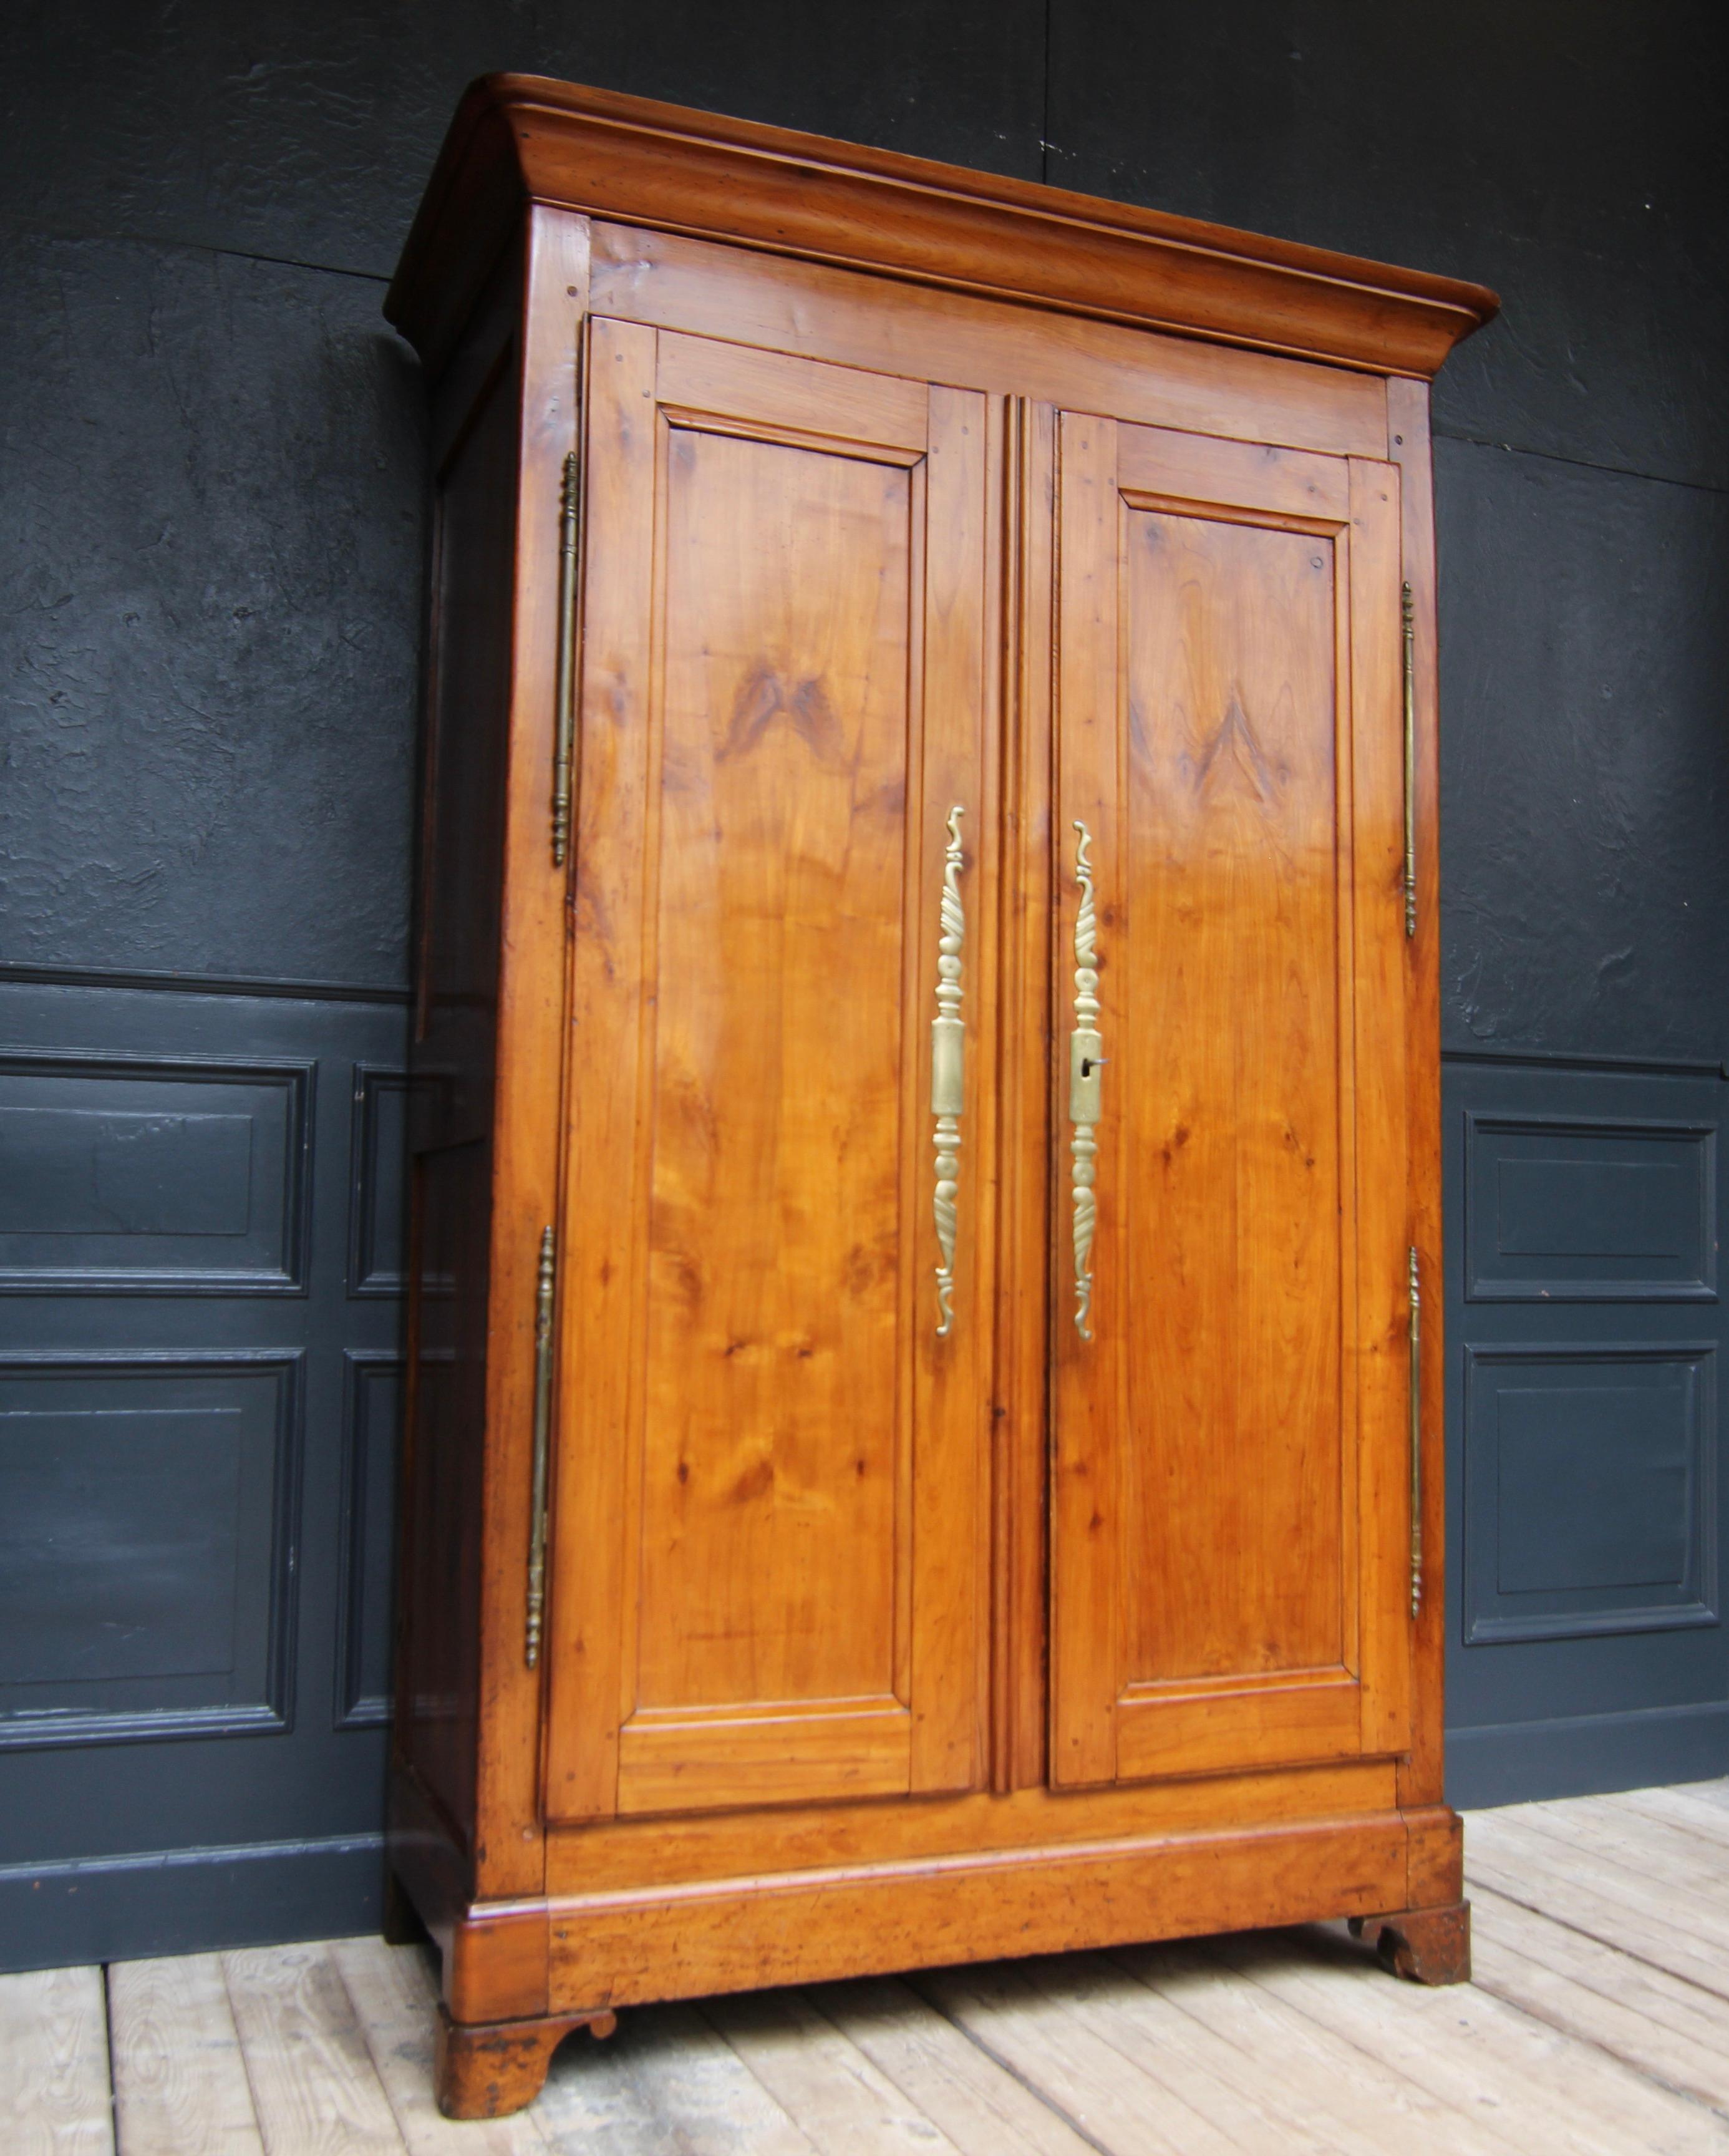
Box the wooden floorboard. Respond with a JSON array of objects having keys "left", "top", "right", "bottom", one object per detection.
[
  {"left": 5, "top": 1779, "right": 1729, "bottom": 2154},
  {"left": 108, "top": 1954, "right": 263, "bottom": 2156},
  {"left": 0, "top": 1963, "right": 114, "bottom": 2156}
]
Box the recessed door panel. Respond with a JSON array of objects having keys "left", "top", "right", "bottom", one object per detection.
[
  {"left": 547, "top": 323, "right": 991, "bottom": 1820},
  {"left": 1051, "top": 415, "right": 1410, "bottom": 1786},
  {"left": 1121, "top": 507, "right": 1346, "bottom": 1694}
]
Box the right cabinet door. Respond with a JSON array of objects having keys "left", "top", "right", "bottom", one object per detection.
[{"left": 1049, "top": 411, "right": 1413, "bottom": 1787}]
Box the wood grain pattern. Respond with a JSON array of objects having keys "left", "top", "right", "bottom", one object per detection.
[
  {"left": 817, "top": 1976, "right": 1099, "bottom": 2156},
  {"left": 468, "top": 202, "right": 590, "bottom": 1911},
  {"left": 389, "top": 78, "right": 1473, "bottom": 2079},
  {"left": 550, "top": 321, "right": 989, "bottom": 1823},
  {"left": 1049, "top": 405, "right": 1123, "bottom": 1791},
  {"left": 916, "top": 1960, "right": 1251, "bottom": 2156},
  {"left": 992, "top": 393, "right": 1054, "bottom": 1795},
  {"left": 547, "top": 1818, "right": 1410, "bottom": 2009},
  {"left": 535, "top": 2001, "right": 815, "bottom": 2154},
  {"left": 1113, "top": 1938, "right": 1514, "bottom": 2156},
  {"left": 1218, "top": 1927, "right": 1729, "bottom": 2156},
  {"left": 635, "top": 409, "right": 915, "bottom": 1733},
  {"left": 1344, "top": 454, "right": 1414, "bottom": 1765},
  {"left": 387, "top": 77, "right": 1498, "bottom": 381},
  {"left": 1469, "top": 1880, "right": 1729, "bottom": 2114},
  {"left": 705, "top": 1989, "right": 971, "bottom": 2155},
  {"left": 435, "top": 2004, "right": 617, "bottom": 2122},
  {"left": 1387, "top": 374, "right": 1447, "bottom": 1817},
  {"left": 107, "top": 1955, "right": 263, "bottom": 2156},
  {"left": 543, "top": 310, "right": 657, "bottom": 1825},
  {"left": 223, "top": 1943, "right": 409, "bottom": 2156},
  {"left": 1050, "top": 414, "right": 1411, "bottom": 1788},
  {"left": 334, "top": 1939, "right": 552, "bottom": 2154},
  {"left": 1119, "top": 493, "right": 1345, "bottom": 1692},
  {"left": 39, "top": 1791, "right": 1729, "bottom": 2154},
  {"left": 543, "top": 1760, "right": 1400, "bottom": 1894},
  {"left": 588, "top": 225, "right": 1393, "bottom": 462},
  {"left": 0, "top": 1964, "right": 113, "bottom": 2156}
]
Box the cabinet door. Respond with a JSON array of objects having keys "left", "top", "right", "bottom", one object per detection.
[
  {"left": 1050, "top": 412, "right": 1411, "bottom": 1786},
  {"left": 546, "top": 321, "right": 993, "bottom": 1822}
]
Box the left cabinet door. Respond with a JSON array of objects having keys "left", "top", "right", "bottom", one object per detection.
[{"left": 545, "top": 321, "right": 994, "bottom": 1822}]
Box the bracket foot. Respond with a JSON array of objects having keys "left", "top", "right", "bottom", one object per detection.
[
  {"left": 435, "top": 2003, "right": 619, "bottom": 2119},
  {"left": 1349, "top": 1900, "right": 1471, "bottom": 1985}
]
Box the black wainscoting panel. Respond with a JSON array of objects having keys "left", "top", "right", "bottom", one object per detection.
[
  {"left": 0, "top": 979, "right": 407, "bottom": 1971},
  {"left": 347, "top": 1068, "right": 409, "bottom": 1298},
  {"left": 1461, "top": 1343, "right": 1715, "bottom": 1646},
  {"left": 334, "top": 1354, "right": 403, "bottom": 1731},
  {"left": 1446, "top": 1056, "right": 1729, "bottom": 1806},
  {"left": 1464, "top": 1112, "right": 1715, "bottom": 1302},
  {"left": 0, "top": 1053, "right": 312, "bottom": 1293},
  {"left": 0, "top": 1354, "right": 301, "bottom": 1746}
]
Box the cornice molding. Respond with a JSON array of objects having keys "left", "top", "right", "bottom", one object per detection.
[{"left": 387, "top": 74, "right": 1498, "bottom": 381}]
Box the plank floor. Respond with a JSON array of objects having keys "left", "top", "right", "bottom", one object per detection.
[{"left": 11, "top": 1782, "right": 1729, "bottom": 2154}]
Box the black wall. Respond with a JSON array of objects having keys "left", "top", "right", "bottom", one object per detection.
[{"left": 2, "top": 2, "right": 1724, "bottom": 1965}]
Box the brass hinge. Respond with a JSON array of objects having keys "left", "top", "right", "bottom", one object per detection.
[
  {"left": 551, "top": 449, "right": 581, "bottom": 866},
  {"left": 1408, "top": 1245, "right": 1423, "bottom": 1618},
  {"left": 1402, "top": 581, "right": 1417, "bottom": 938},
  {"left": 525, "top": 1225, "right": 555, "bottom": 1667}
]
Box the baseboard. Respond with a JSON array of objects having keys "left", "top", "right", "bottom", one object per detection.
[
  {"left": 0, "top": 1832, "right": 385, "bottom": 1973},
  {"left": 1448, "top": 1701, "right": 1729, "bottom": 1810}
]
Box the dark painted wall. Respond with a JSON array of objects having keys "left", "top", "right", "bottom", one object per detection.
[{"left": 1, "top": 2, "right": 1723, "bottom": 1963}]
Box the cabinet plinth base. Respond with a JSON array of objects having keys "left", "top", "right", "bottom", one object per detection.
[
  {"left": 435, "top": 2003, "right": 619, "bottom": 2120},
  {"left": 1349, "top": 1900, "right": 1471, "bottom": 1984}
]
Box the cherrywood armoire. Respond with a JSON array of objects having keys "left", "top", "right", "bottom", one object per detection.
[{"left": 384, "top": 75, "right": 1498, "bottom": 2119}]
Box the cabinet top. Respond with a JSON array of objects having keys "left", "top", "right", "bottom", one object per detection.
[{"left": 386, "top": 74, "right": 1498, "bottom": 381}]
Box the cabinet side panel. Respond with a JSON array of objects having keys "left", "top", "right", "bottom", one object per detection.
[
  {"left": 397, "top": 324, "right": 521, "bottom": 1860},
  {"left": 1388, "top": 377, "right": 1447, "bottom": 1812}
]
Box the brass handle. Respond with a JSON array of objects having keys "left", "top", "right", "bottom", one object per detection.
[
  {"left": 551, "top": 450, "right": 581, "bottom": 866},
  {"left": 525, "top": 1225, "right": 555, "bottom": 1667},
  {"left": 931, "top": 807, "right": 966, "bottom": 1337},
  {"left": 1070, "top": 821, "right": 1100, "bottom": 1340},
  {"left": 1402, "top": 581, "right": 1417, "bottom": 938},
  {"left": 1408, "top": 1245, "right": 1423, "bottom": 1618}
]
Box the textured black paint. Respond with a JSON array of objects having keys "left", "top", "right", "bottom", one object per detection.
[
  {"left": 0, "top": 1, "right": 1047, "bottom": 281},
  {"left": 1436, "top": 439, "right": 1729, "bottom": 1062},
  {"left": 0, "top": 231, "right": 424, "bottom": 990},
  {"left": 1045, "top": 1, "right": 1729, "bottom": 491}
]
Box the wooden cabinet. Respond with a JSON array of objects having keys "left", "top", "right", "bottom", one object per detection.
[{"left": 384, "top": 76, "right": 1497, "bottom": 2119}]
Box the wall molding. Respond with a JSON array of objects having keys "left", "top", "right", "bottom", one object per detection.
[
  {"left": 1461, "top": 1107, "right": 1717, "bottom": 1304},
  {"left": 334, "top": 1351, "right": 404, "bottom": 1731},
  {"left": 1443, "top": 1044, "right": 1726, "bottom": 1079},
  {"left": 0, "top": 1350, "right": 304, "bottom": 1752},
  {"left": 347, "top": 1067, "right": 410, "bottom": 1299},
  {"left": 0, "top": 1830, "right": 385, "bottom": 1974},
  {"left": 1448, "top": 1701, "right": 1729, "bottom": 1810},
  {"left": 0, "top": 961, "right": 411, "bottom": 1007},
  {"left": 1460, "top": 1339, "right": 1718, "bottom": 1647},
  {"left": 0, "top": 1048, "right": 315, "bottom": 1296}
]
